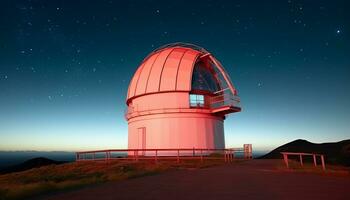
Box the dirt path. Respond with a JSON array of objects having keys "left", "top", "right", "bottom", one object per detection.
[{"left": 44, "top": 160, "right": 350, "bottom": 200}]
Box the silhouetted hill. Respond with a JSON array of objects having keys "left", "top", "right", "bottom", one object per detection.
[
  {"left": 259, "top": 139, "right": 350, "bottom": 166},
  {"left": 0, "top": 151, "right": 75, "bottom": 169},
  {"left": 0, "top": 157, "right": 67, "bottom": 174}
]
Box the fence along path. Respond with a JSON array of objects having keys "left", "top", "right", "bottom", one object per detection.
[{"left": 76, "top": 145, "right": 253, "bottom": 163}]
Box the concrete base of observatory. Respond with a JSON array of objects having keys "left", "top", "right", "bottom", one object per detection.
[{"left": 128, "top": 112, "right": 225, "bottom": 156}]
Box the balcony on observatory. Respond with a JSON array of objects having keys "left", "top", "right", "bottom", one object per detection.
[{"left": 189, "top": 56, "right": 241, "bottom": 115}]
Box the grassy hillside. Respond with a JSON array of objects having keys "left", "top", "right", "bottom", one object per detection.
[
  {"left": 0, "top": 159, "right": 222, "bottom": 200},
  {"left": 260, "top": 139, "right": 350, "bottom": 166}
]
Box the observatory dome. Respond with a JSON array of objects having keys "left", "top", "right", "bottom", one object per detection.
[
  {"left": 125, "top": 43, "right": 240, "bottom": 154},
  {"left": 127, "top": 43, "right": 237, "bottom": 104}
]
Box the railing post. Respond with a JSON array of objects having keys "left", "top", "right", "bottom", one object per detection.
[
  {"left": 177, "top": 149, "right": 180, "bottom": 163},
  {"left": 299, "top": 154, "right": 303, "bottom": 166},
  {"left": 136, "top": 150, "right": 139, "bottom": 161},
  {"left": 229, "top": 150, "right": 231, "bottom": 162},
  {"left": 321, "top": 155, "right": 326, "bottom": 171},
  {"left": 76, "top": 152, "right": 79, "bottom": 161},
  {"left": 224, "top": 150, "right": 226, "bottom": 162},
  {"left": 155, "top": 150, "right": 158, "bottom": 163},
  {"left": 200, "top": 149, "right": 203, "bottom": 163},
  {"left": 283, "top": 153, "right": 289, "bottom": 168},
  {"left": 227, "top": 150, "right": 230, "bottom": 162},
  {"left": 193, "top": 147, "right": 195, "bottom": 157},
  {"left": 227, "top": 150, "right": 229, "bottom": 162},
  {"left": 313, "top": 154, "right": 317, "bottom": 166}
]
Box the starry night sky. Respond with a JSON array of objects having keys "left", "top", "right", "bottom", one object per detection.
[{"left": 0, "top": 0, "right": 349, "bottom": 152}]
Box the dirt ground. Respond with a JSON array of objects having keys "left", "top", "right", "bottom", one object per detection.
[{"left": 43, "top": 159, "right": 350, "bottom": 200}]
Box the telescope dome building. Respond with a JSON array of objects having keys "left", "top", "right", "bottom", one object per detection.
[{"left": 125, "top": 43, "right": 240, "bottom": 155}]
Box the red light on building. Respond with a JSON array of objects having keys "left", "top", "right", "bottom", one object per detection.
[{"left": 125, "top": 43, "right": 241, "bottom": 155}]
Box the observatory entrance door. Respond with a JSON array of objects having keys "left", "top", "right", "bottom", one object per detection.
[{"left": 137, "top": 127, "right": 146, "bottom": 156}]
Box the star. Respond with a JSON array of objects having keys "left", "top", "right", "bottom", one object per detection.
[{"left": 336, "top": 29, "right": 341, "bottom": 34}]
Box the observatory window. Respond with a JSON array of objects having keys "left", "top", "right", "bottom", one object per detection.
[
  {"left": 190, "top": 94, "right": 205, "bottom": 107},
  {"left": 191, "top": 61, "right": 220, "bottom": 93}
]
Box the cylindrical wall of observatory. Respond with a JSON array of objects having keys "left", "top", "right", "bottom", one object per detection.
[{"left": 127, "top": 112, "right": 225, "bottom": 156}]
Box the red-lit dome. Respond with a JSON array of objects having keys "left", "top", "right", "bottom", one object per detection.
[{"left": 127, "top": 43, "right": 237, "bottom": 104}]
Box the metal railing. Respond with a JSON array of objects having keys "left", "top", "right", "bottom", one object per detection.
[
  {"left": 281, "top": 152, "right": 326, "bottom": 171},
  {"left": 209, "top": 93, "right": 241, "bottom": 109},
  {"left": 76, "top": 146, "right": 253, "bottom": 163},
  {"left": 124, "top": 94, "right": 240, "bottom": 119},
  {"left": 124, "top": 106, "right": 212, "bottom": 119}
]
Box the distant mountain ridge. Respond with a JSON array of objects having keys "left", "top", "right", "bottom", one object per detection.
[
  {"left": 0, "top": 157, "right": 67, "bottom": 174},
  {"left": 0, "top": 151, "right": 75, "bottom": 169},
  {"left": 260, "top": 139, "right": 350, "bottom": 166}
]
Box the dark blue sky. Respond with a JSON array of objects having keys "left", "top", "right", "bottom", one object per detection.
[{"left": 0, "top": 0, "right": 349, "bottom": 151}]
